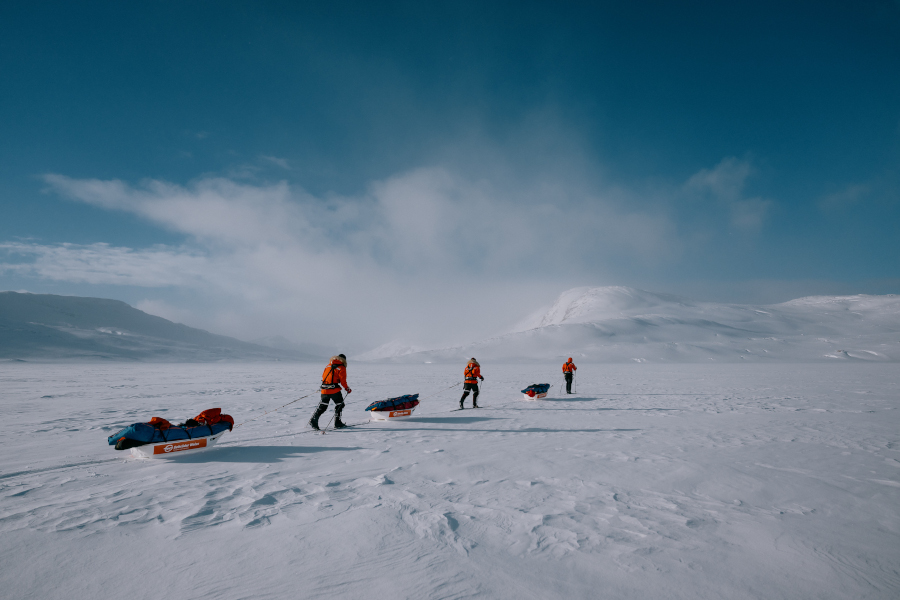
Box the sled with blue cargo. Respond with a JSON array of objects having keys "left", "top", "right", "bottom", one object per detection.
[
  {"left": 521, "top": 383, "right": 551, "bottom": 400},
  {"left": 366, "top": 394, "right": 420, "bottom": 420},
  {"left": 108, "top": 408, "right": 233, "bottom": 459}
]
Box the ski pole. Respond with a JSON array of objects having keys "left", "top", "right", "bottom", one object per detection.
[
  {"left": 320, "top": 412, "right": 335, "bottom": 434},
  {"left": 321, "top": 390, "right": 350, "bottom": 435}
]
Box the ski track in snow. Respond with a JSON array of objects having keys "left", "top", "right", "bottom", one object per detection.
[{"left": 1, "top": 363, "right": 898, "bottom": 599}]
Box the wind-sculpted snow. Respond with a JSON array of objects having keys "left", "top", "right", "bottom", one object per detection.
[
  {"left": 373, "top": 287, "right": 900, "bottom": 363},
  {"left": 1, "top": 362, "right": 898, "bottom": 599}
]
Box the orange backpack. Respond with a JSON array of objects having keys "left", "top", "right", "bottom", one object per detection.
[
  {"left": 193, "top": 408, "right": 222, "bottom": 425},
  {"left": 147, "top": 417, "right": 172, "bottom": 430}
]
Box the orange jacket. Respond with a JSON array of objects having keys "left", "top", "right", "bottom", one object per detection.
[
  {"left": 321, "top": 357, "right": 349, "bottom": 394},
  {"left": 562, "top": 360, "right": 577, "bottom": 373},
  {"left": 464, "top": 362, "right": 482, "bottom": 383}
]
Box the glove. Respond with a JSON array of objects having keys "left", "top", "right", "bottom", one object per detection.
[
  {"left": 346, "top": 388, "right": 352, "bottom": 394},
  {"left": 479, "top": 376, "right": 484, "bottom": 381}
]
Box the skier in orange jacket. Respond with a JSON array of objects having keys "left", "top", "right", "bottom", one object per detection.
[
  {"left": 460, "top": 358, "right": 484, "bottom": 409},
  {"left": 309, "top": 354, "right": 351, "bottom": 430},
  {"left": 562, "top": 357, "right": 577, "bottom": 394}
]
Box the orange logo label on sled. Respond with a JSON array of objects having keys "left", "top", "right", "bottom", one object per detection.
[
  {"left": 154, "top": 439, "right": 207, "bottom": 454},
  {"left": 389, "top": 409, "right": 412, "bottom": 417}
]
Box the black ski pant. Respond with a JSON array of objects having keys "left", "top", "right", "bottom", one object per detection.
[
  {"left": 313, "top": 391, "right": 344, "bottom": 418},
  {"left": 564, "top": 373, "right": 573, "bottom": 393},
  {"left": 460, "top": 382, "right": 479, "bottom": 406}
]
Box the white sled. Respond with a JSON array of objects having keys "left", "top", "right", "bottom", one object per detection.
[
  {"left": 368, "top": 406, "right": 418, "bottom": 421},
  {"left": 523, "top": 391, "right": 548, "bottom": 401},
  {"left": 130, "top": 431, "right": 228, "bottom": 459}
]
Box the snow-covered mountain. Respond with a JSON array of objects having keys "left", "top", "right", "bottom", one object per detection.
[
  {"left": 512, "top": 286, "right": 694, "bottom": 330},
  {"left": 356, "top": 339, "right": 428, "bottom": 362},
  {"left": 362, "top": 286, "right": 900, "bottom": 363},
  {"left": 0, "top": 292, "right": 320, "bottom": 362}
]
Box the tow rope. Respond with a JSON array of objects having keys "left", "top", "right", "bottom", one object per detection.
[
  {"left": 418, "top": 381, "right": 462, "bottom": 401},
  {"left": 234, "top": 391, "right": 319, "bottom": 429},
  {"left": 234, "top": 381, "right": 462, "bottom": 435}
]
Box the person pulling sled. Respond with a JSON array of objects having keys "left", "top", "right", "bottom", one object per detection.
[
  {"left": 460, "top": 358, "right": 484, "bottom": 409},
  {"left": 562, "top": 357, "right": 577, "bottom": 394},
  {"left": 309, "top": 354, "right": 351, "bottom": 430}
]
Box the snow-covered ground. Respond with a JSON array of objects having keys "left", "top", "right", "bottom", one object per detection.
[{"left": 2, "top": 362, "right": 898, "bottom": 599}]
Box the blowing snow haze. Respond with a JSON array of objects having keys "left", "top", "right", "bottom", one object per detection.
[
  {"left": 0, "top": 1, "right": 898, "bottom": 350},
  {"left": 2, "top": 287, "right": 897, "bottom": 363},
  {"left": 358, "top": 286, "right": 900, "bottom": 363}
]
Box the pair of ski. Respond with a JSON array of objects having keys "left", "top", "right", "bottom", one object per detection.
[
  {"left": 313, "top": 418, "right": 373, "bottom": 434},
  {"left": 315, "top": 422, "right": 359, "bottom": 435}
]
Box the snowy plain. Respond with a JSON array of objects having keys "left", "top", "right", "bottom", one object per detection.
[{"left": 1, "top": 362, "right": 898, "bottom": 600}]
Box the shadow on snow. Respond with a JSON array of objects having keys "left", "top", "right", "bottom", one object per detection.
[
  {"left": 353, "top": 427, "right": 641, "bottom": 434},
  {"left": 546, "top": 396, "right": 595, "bottom": 402},
  {"left": 402, "top": 416, "right": 496, "bottom": 424},
  {"left": 169, "top": 445, "right": 361, "bottom": 463}
]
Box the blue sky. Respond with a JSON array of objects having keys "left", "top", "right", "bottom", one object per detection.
[{"left": 1, "top": 1, "right": 898, "bottom": 349}]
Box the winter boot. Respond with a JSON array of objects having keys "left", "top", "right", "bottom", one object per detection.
[
  {"left": 473, "top": 398, "right": 479, "bottom": 408},
  {"left": 309, "top": 406, "right": 326, "bottom": 431},
  {"left": 333, "top": 405, "right": 347, "bottom": 429},
  {"left": 459, "top": 397, "right": 465, "bottom": 410}
]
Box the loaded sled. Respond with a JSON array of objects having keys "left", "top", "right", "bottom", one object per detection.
[
  {"left": 108, "top": 408, "right": 234, "bottom": 459},
  {"left": 366, "top": 394, "right": 419, "bottom": 420},
  {"left": 521, "top": 383, "right": 550, "bottom": 401}
]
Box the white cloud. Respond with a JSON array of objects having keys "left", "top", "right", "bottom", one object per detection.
[
  {"left": 0, "top": 242, "right": 208, "bottom": 287},
  {"left": 42, "top": 167, "right": 674, "bottom": 277},
  {"left": 260, "top": 155, "right": 291, "bottom": 170},
  {"left": 818, "top": 183, "right": 870, "bottom": 211},
  {"left": 25, "top": 165, "right": 692, "bottom": 346},
  {"left": 686, "top": 157, "right": 772, "bottom": 230}
]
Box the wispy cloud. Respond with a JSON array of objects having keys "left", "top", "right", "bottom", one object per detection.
[
  {"left": 0, "top": 242, "right": 208, "bottom": 287},
  {"left": 30, "top": 167, "right": 680, "bottom": 345},
  {"left": 686, "top": 157, "right": 772, "bottom": 230},
  {"left": 818, "top": 183, "right": 870, "bottom": 212},
  {"left": 260, "top": 155, "right": 291, "bottom": 170},
  {"left": 21, "top": 155, "right": 780, "bottom": 346},
  {"left": 42, "top": 168, "right": 675, "bottom": 276}
]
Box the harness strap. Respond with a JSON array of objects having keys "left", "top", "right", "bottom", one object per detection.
[{"left": 321, "top": 363, "right": 341, "bottom": 390}]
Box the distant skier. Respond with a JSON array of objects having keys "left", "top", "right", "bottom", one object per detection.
[
  {"left": 309, "top": 354, "right": 351, "bottom": 430},
  {"left": 460, "top": 358, "right": 484, "bottom": 409},
  {"left": 562, "top": 357, "right": 577, "bottom": 394}
]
